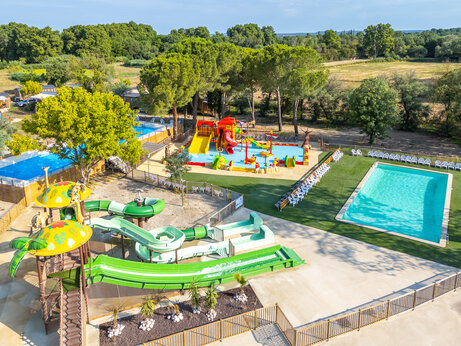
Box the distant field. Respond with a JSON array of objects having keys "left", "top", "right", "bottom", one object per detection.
[
  {"left": 0, "top": 69, "right": 21, "bottom": 94},
  {"left": 112, "top": 63, "right": 141, "bottom": 86},
  {"left": 328, "top": 61, "right": 461, "bottom": 87}
]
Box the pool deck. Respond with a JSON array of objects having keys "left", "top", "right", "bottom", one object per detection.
[
  {"left": 136, "top": 142, "right": 321, "bottom": 181},
  {"left": 336, "top": 162, "right": 452, "bottom": 247}
]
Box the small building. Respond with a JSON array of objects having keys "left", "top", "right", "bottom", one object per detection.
[
  {"left": 122, "top": 87, "right": 140, "bottom": 109},
  {"left": 41, "top": 85, "right": 57, "bottom": 93},
  {"left": 30, "top": 91, "right": 57, "bottom": 101},
  {"left": 0, "top": 93, "right": 11, "bottom": 109}
]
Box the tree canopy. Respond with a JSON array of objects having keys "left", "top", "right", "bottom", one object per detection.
[
  {"left": 349, "top": 77, "right": 398, "bottom": 143},
  {"left": 11, "top": 87, "right": 142, "bottom": 184}
]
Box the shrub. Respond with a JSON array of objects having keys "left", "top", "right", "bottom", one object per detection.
[
  {"left": 205, "top": 286, "right": 218, "bottom": 311},
  {"left": 124, "top": 59, "right": 149, "bottom": 68},
  {"left": 234, "top": 273, "right": 247, "bottom": 297},
  {"left": 140, "top": 295, "right": 161, "bottom": 318},
  {"left": 189, "top": 280, "right": 201, "bottom": 309}
]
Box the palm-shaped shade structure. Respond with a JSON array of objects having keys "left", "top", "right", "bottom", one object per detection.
[
  {"left": 35, "top": 181, "right": 92, "bottom": 208},
  {"left": 9, "top": 220, "right": 93, "bottom": 277}
]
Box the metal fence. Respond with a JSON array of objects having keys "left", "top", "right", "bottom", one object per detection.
[
  {"left": 126, "top": 169, "right": 244, "bottom": 226},
  {"left": 143, "top": 306, "right": 276, "bottom": 346},
  {"left": 296, "top": 272, "right": 461, "bottom": 345}
]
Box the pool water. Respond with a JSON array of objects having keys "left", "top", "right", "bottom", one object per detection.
[
  {"left": 134, "top": 126, "right": 162, "bottom": 136},
  {"left": 0, "top": 153, "right": 72, "bottom": 181},
  {"left": 188, "top": 143, "right": 304, "bottom": 168},
  {"left": 341, "top": 164, "right": 449, "bottom": 243}
]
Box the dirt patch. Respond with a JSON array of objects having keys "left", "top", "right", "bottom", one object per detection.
[{"left": 98, "top": 285, "right": 263, "bottom": 345}]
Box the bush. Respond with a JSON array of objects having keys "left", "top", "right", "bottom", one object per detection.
[
  {"left": 10, "top": 72, "right": 46, "bottom": 83},
  {"left": 114, "top": 56, "right": 129, "bottom": 63},
  {"left": 124, "top": 59, "right": 149, "bottom": 68}
]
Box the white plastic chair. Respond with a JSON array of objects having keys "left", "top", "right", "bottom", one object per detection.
[
  {"left": 351, "top": 149, "right": 357, "bottom": 156},
  {"left": 441, "top": 161, "right": 448, "bottom": 169},
  {"left": 448, "top": 161, "right": 455, "bottom": 170},
  {"left": 389, "top": 153, "right": 395, "bottom": 160},
  {"left": 455, "top": 163, "right": 461, "bottom": 171},
  {"left": 394, "top": 154, "right": 400, "bottom": 161},
  {"left": 383, "top": 153, "right": 389, "bottom": 160},
  {"left": 378, "top": 152, "right": 384, "bottom": 159},
  {"left": 411, "top": 156, "right": 418, "bottom": 164},
  {"left": 367, "top": 150, "right": 373, "bottom": 157},
  {"left": 424, "top": 158, "right": 431, "bottom": 166},
  {"left": 418, "top": 157, "right": 425, "bottom": 165},
  {"left": 357, "top": 149, "right": 362, "bottom": 156},
  {"left": 435, "top": 160, "right": 441, "bottom": 168},
  {"left": 400, "top": 155, "right": 407, "bottom": 162}
]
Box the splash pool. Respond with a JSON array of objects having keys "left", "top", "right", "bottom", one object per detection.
[
  {"left": 188, "top": 143, "right": 304, "bottom": 168},
  {"left": 336, "top": 163, "right": 452, "bottom": 246}
]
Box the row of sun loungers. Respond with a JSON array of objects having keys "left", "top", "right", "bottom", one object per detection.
[
  {"left": 287, "top": 163, "right": 331, "bottom": 206},
  {"left": 363, "top": 150, "right": 460, "bottom": 170}
]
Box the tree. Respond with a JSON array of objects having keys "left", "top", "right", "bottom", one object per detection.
[
  {"left": 0, "top": 117, "right": 15, "bottom": 156},
  {"left": 111, "top": 79, "right": 131, "bottom": 97},
  {"left": 164, "top": 149, "right": 191, "bottom": 206},
  {"left": 189, "top": 280, "right": 201, "bottom": 312},
  {"left": 363, "top": 24, "right": 394, "bottom": 58},
  {"left": 139, "top": 53, "right": 198, "bottom": 138},
  {"left": 390, "top": 72, "right": 429, "bottom": 131},
  {"left": 281, "top": 46, "right": 328, "bottom": 136},
  {"left": 205, "top": 286, "right": 218, "bottom": 312},
  {"left": 10, "top": 87, "right": 142, "bottom": 184},
  {"left": 7, "top": 134, "right": 43, "bottom": 155},
  {"left": 433, "top": 68, "right": 461, "bottom": 136},
  {"left": 70, "top": 56, "right": 115, "bottom": 93},
  {"left": 307, "top": 77, "right": 347, "bottom": 123},
  {"left": 168, "top": 38, "right": 219, "bottom": 127},
  {"left": 349, "top": 77, "right": 398, "bottom": 143},
  {"left": 21, "top": 80, "right": 42, "bottom": 97},
  {"left": 234, "top": 273, "right": 247, "bottom": 298},
  {"left": 44, "top": 55, "right": 73, "bottom": 87}
]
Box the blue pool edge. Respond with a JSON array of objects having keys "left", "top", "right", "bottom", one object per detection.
[{"left": 335, "top": 162, "right": 453, "bottom": 247}]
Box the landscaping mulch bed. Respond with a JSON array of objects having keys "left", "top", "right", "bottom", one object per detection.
[{"left": 99, "top": 285, "right": 262, "bottom": 345}]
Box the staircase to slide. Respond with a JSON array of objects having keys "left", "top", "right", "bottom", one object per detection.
[{"left": 59, "top": 250, "right": 85, "bottom": 346}]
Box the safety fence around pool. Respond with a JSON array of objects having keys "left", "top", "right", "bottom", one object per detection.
[
  {"left": 0, "top": 197, "right": 27, "bottom": 235},
  {"left": 142, "top": 272, "right": 461, "bottom": 346},
  {"left": 126, "top": 168, "right": 244, "bottom": 226}
]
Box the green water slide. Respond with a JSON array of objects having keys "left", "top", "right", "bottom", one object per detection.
[
  {"left": 81, "top": 245, "right": 304, "bottom": 289},
  {"left": 84, "top": 197, "right": 165, "bottom": 218}
]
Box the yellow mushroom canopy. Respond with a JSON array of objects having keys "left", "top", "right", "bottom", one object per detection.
[
  {"left": 29, "top": 220, "right": 93, "bottom": 257},
  {"left": 35, "top": 181, "right": 92, "bottom": 208}
]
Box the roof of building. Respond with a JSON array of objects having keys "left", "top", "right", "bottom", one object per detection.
[
  {"left": 30, "top": 91, "right": 57, "bottom": 100},
  {"left": 42, "top": 85, "right": 56, "bottom": 89},
  {"left": 0, "top": 93, "right": 10, "bottom": 98}
]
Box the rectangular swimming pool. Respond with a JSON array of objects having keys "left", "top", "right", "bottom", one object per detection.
[{"left": 336, "top": 163, "right": 452, "bottom": 246}]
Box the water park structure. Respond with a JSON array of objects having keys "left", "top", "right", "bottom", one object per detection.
[{"left": 185, "top": 116, "right": 309, "bottom": 174}]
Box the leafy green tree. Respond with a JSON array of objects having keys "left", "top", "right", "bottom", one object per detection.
[
  {"left": 307, "top": 78, "right": 347, "bottom": 123},
  {"left": 44, "top": 55, "right": 73, "bottom": 87},
  {"left": 281, "top": 47, "right": 328, "bottom": 136},
  {"left": 0, "top": 117, "right": 15, "bottom": 156},
  {"left": 62, "top": 25, "right": 112, "bottom": 58},
  {"left": 70, "top": 56, "right": 114, "bottom": 93},
  {"left": 111, "top": 79, "right": 131, "bottom": 97},
  {"left": 363, "top": 24, "right": 395, "bottom": 58},
  {"left": 21, "top": 80, "right": 42, "bottom": 97},
  {"left": 7, "top": 134, "right": 43, "bottom": 155},
  {"left": 433, "top": 68, "right": 461, "bottom": 136},
  {"left": 349, "top": 77, "right": 398, "bottom": 143},
  {"left": 10, "top": 87, "right": 142, "bottom": 184},
  {"left": 168, "top": 38, "right": 219, "bottom": 127},
  {"left": 140, "top": 53, "right": 198, "bottom": 137},
  {"left": 390, "top": 72, "right": 429, "bottom": 131},
  {"left": 164, "top": 149, "right": 191, "bottom": 206}
]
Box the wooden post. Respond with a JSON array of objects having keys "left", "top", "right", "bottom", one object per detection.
[
  {"left": 412, "top": 290, "right": 417, "bottom": 309},
  {"left": 275, "top": 302, "right": 278, "bottom": 322},
  {"left": 36, "top": 256, "right": 48, "bottom": 326},
  {"left": 357, "top": 309, "right": 362, "bottom": 330},
  {"left": 79, "top": 246, "right": 89, "bottom": 323},
  {"left": 454, "top": 273, "right": 459, "bottom": 291},
  {"left": 386, "top": 300, "right": 391, "bottom": 319},
  {"left": 150, "top": 250, "right": 152, "bottom": 263},
  {"left": 175, "top": 249, "right": 179, "bottom": 264},
  {"left": 183, "top": 330, "right": 186, "bottom": 346},
  {"left": 220, "top": 318, "right": 223, "bottom": 340},
  {"left": 432, "top": 282, "right": 437, "bottom": 301},
  {"left": 121, "top": 235, "right": 125, "bottom": 259},
  {"left": 254, "top": 309, "right": 257, "bottom": 329},
  {"left": 326, "top": 319, "right": 330, "bottom": 340},
  {"left": 294, "top": 329, "right": 298, "bottom": 346}
]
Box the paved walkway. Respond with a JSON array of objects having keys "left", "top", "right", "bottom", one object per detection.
[{"left": 213, "top": 289, "right": 461, "bottom": 346}]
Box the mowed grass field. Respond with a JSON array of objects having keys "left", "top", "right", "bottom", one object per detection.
[
  {"left": 184, "top": 155, "right": 461, "bottom": 269},
  {"left": 328, "top": 61, "right": 461, "bottom": 87},
  {"left": 112, "top": 62, "right": 141, "bottom": 86}
]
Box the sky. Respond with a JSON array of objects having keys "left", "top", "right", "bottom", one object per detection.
[{"left": 2, "top": 0, "right": 461, "bottom": 34}]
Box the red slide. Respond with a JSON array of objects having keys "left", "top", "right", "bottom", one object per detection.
[{"left": 223, "top": 130, "right": 238, "bottom": 154}]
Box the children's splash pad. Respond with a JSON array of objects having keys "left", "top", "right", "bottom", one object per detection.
[{"left": 186, "top": 116, "right": 307, "bottom": 173}]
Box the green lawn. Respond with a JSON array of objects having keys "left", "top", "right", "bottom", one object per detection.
[{"left": 184, "top": 155, "right": 461, "bottom": 269}]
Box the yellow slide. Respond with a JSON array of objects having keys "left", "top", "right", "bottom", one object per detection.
[{"left": 189, "top": 133, "right": 212, "bottom": 154}]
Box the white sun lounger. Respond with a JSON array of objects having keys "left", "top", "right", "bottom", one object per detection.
[
  {"left": 383, "top": 152, "right": 389, "bottom": 160},
  {"left": 441, "top": 161, "right": 448, "bottom": 169},
  {"left": 448, "top": 161, "right": 455, "bottom": 170},
  {"left": 356, "top": 149, "right": 362, "bottom": 156},
  {"left": 424, "top": 158, "right": 431, "bottom": 166},
  {"left": 418, "top": 157, "right": 425, "bottom": 165},
  {"left": 411, "top": 156, "right": 418, "bottom": 164}
]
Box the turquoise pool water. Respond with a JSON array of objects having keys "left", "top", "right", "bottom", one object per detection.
[
  {"left": 134, "top": 125, "right": 162, "bottom": 136},
  {"left": 342, "top": 164, "right": 449, "bottom": 243}
]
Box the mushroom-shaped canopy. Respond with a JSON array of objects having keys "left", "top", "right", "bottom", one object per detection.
[
  {"left": 35, "top": 181, "right": 92, "bottom": 208},
  {"left": 29, "top": 220, "right": 92, "bottom": 256}
]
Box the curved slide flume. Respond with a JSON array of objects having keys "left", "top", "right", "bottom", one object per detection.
[
  {"left": 79, "top": 245, "right": 304, "bottom": 290},
  {"left": 84, "top": 197, "right": 165, "bottom": 218},
  {"left": 223, "top": 130, "right": 238, "bottom": 154}
]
